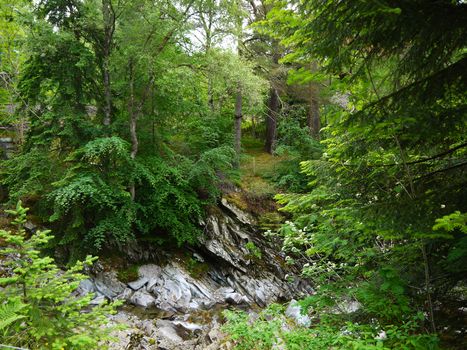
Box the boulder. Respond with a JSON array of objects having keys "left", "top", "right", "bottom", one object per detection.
[
  {"left": 285, "top": 299, "right": 311, "bottom": 327},
  {"left": 156, "top": 319, "right": 183, "bottom": 343},
  {"left": 90, "top": 293, "right": 106, "bottom": 305},
  {"left": 94, "top": 271, "right": 125, "bottom": 299},
  {"left": 77, "top": 279, "right": 96, "bottom": 295},
  {"left": 225, "top": 292, "right": 248, "bottom": 305},
  {"left": 130, "top": 290, "right": 156, "bottom": 308},
  {"left": 128, "top": 276, "right": 149, "bottom": 290}
]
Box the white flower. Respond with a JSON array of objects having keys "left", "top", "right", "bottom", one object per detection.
[
  {"left": 375, "top": 330, "right": 387, "bottom": 340},
  {"left": 441, "top": 204, "right": 446, "bottom": 208}
]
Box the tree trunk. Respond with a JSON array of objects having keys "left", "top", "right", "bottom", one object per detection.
[
  {"left": 128, "top": 60, "right": 137, "bottom": 200},
  {"left": 102, "top": 0, "right": 114, "bottom": 127},
  {"left": 234, "top": 87, "right": 242, "bottom": 157},
  {"left": 264, "top": 87, "right": 279, "bottom": 154},
  {"left": 308, "top": 85, "right": 320, "bottom": 139}
]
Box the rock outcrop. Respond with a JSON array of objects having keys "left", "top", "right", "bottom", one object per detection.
[{"left": 82, "top": 198, "right": 312, "bottom": 349}]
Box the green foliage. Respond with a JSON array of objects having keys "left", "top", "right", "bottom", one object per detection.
[
  {"left": 185, "top": 256, "right": 209, "bottom": 278},
  {"left": 116, "top": 264, "right": 140, "bottom": 283},
  {"left": 0, "top": 201, "right": 121, "bottom": 349},
  {"left": 433, "top": 211, "right": 467, "bottom": 234},
  {"left": 249, "top": 1, "right": 467, "bottom": 348},
  {"left": 223, "top": 305, "right": 439, "bottom": 350},
  {"left": 245, "top": 241, "right": 262, "bottom": 260},
  {"left": 273, "top": 111, "right": 323, "bottom": 192},
  {"left": 0, "top": 0, "right": 265, "bottom": 259}
]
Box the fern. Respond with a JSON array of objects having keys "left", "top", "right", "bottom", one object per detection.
[{"left": 0, "top": 298, "right": 26, "bottom": 332}]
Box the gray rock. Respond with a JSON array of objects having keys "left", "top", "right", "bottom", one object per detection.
[
  {"left": 173, "top": 321, "right": 203, "bottom": 333},
  {"left": 146, "top": 277, "right": 161, "bottom": 292},
  {"left": 225, "top": 292, "right": 248, "bottom": 305},
  {"left": 335, "top": 300, "right": 361, "bottom": 314},
  {"left": 94, "top": 271, "right": 125, "bottom": 299},
  {"left": 193, "top": 253, "right": 205, "bottom": 263},
  {"left": 285, "top": 299, "right": 311, "bottom": 327},
  {"left": 128, "top": 276, "right": 149, "bottom": 290},
  {"left": 90, "top": 293, "right": 106, "bottom": 305},
  {"left": 117, "top": 287, "right": 134, "bottom": 301},
  {"left": 138, "top": 264, "right": 162, "bottom": 279},
  {"left": 156, "top": 319, "right": 183, "bottom": 343},
  {"left": 221, "top": 197, "right": 255, "bottom": 225},
  {"left": 130, "top": 290, "right": 156, "bottom": 308},
  {"left": 77, "top": 279, "right": 96, "bottom": 295}
]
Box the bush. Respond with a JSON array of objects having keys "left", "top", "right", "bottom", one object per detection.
[
  {"left": 0, "top": 202, "right": 121, "bottom": 349},
  {"left": 223, "top": 305, "right": 440, "bottom": 350}
]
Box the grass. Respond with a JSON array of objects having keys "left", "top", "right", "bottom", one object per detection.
[
  {"left": 116, "top": 264, "right": 140, "bottom": 283},
  {"left": 222, "top": 136, "right": 290, "bottom": 219},
  {"left": 239, "top": 136, "right": 287, "bottom": 196}
]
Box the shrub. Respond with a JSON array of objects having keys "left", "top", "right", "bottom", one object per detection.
[{"left": 0, "top": 202, "right": 121, "bottom": 349}]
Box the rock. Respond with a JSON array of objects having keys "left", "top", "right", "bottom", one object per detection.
[
  {"left": 77, "top": 279, "right": 96, "bottom": 295},
  {"left": 139, "top": 264, "right": 162, "bottom": 279},
  {"left": 221, "top": 197, "right": 255, "bottom": 225},
  {"left": 130, "top": 290, "right": 156, "bottom": 308},
  {"left": 146, "top": 277, "right": 160, "bottom": 292},
  {"left": 193, "top": 253, "right": 205, "bottom": 263},
  {"left": 207, "top": 325, "right": 225, "bottom": 343},
  {"left": 117, "top": 287, "right": 134, "bottom": 301},
  {"left": 24, "top": 221, "right": 37, "bottom": 233},
  {"left": 335, "top": 300, "right": 361, "bottom": 314},
  {"left": 225, "top": 292, "right": 248, "bottom": 305},
  {"left": 285, "top": 299, "right": 311, "bottom": 327},
  {"left": 94, "top": 271, "right": 125, "bottom": 299},
  {"left": 90, "top": 293, "right": 106, "bottom": 305},
  {"left": 128, "top": 276, "right": 149, "bottom": 290},
  {"left": 156, "top": 319, "right": 183, "bottom": 343},
  {"left": 139, "top": 319, "right": 158, "bottom": 337}
]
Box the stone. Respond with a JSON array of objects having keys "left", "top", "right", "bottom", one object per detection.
[
  {"left": 90, "top": 293, "right": 106, "bottom": 305},
  {"left": 77, "top": 279, "right": 96, "bottom": 295},
  {"left": 207, "top": 325, "right": 225, "bottom": 343},
  {"left": 225, "top": 292, "right": 248, "bottom": 305},
  {"left": 130, "top": 290, "right": 156, "bottom": 308},
  {"left": 173, "top": 321, "right": 203, "bottom": 334},
  {"left": 156, "top": 320, "right": 183, "bottom": 343},
  {"left": 94, "top": 271, "right": 125, "bottom": 299},
  {"left": 146, "top": 277, "right": 161, "bottom": 292},
  {"left": 285, "top": 299, "right": 311, "bottom": 327},
  {"left": 335, "top": 300, "right": 361, "bottom": 314},
  {"left": 117, "top": 287, "right": 134, "bottom": 301},
  {"left": 128, "top": 276, "right": 149, "bottom": 290},
  {"left": 138, "top": 264, "right": 162, "bottom": 279},
  {"left": 221, "top": 197, "right": 255, "bottom": 225},
  {"left": 192, "top": 253, "right": 205, "bottom": 263}
]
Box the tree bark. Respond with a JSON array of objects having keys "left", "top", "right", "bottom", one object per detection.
[
  {"left": 128, "top": 60, "right": 137, "bottom": 200},
  {"left": 234, "top": 87, "right": 242, "bottom": 156},
  {"left": 308, "top": 86, "right": 320, "bottom": 139},
  {"left": 264, "top": 87, "right": 279, "bottom": 154},
  {"left": 102, "top": 0, "right": 115, "bottom": 128}
]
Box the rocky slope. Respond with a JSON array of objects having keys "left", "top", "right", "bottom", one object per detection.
[{"left": 79, "top": 197, "right": 312, "bottom": 349}]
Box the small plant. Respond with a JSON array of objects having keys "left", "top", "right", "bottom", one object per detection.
[
  {"left": 245, "top": 241, "right": 262, "bottom": 260},
  {"left": 185, "top": 256, "right": 209, "bottom": 278},
  {"left": 223, "top": 305, "right": 440, "bottom": 350},
  {"left": 0, "top": 201, "right": 122, "bottom": 349},
  {"left": 117, "top": 264, "right": 140, "bottom": 283},
  {"left": 258, "top": 212, "right": 284, "bottom": 231}
]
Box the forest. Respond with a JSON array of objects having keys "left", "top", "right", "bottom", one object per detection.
[{"left": 0, "top": 0, "right": 466, "bottom": 349}]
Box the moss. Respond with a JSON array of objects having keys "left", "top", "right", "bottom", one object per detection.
[
  {"left": 245, "top": 241, "right": 262, "bottom": 260},
  {"left": 224, "top": 192, "right": 249, "bottom": 211},
  {"left": 258, "top": 211, "right": 284, "bottom": 231},
  {"left": 185, "top": 257, "right": 209, "bottom": 278},
  {"left": 116, "top": 264, "right": 140, "bottom": 283}
]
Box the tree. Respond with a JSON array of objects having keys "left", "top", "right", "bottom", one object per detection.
[
  {"left": 255, "top": 0, "right": 467, "bottom": 340},
  {"left": 0, "top": 202, "right": 121, "bottom": 349}
]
